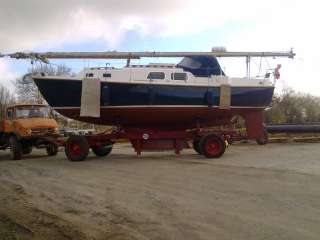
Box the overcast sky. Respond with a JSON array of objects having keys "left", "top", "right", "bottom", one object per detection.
[{"left": 0, "top": 0, "right": 319, "bottom": 95}]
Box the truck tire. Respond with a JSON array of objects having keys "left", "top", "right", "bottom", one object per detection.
[
  {"left": 91, "top": 142, "right": 113, "bottom": 157},
  {"left": 9, "top": 136, "right": 22, "bottom": 160},
  {"left": 199, "top": 134, "right": 226, "bottom": 158},
  {"left": 65, "top": 136, "right": 89, "bottom": 161},
  {"left": 22, "top": 146, "right": 33, "bottom": 155},
  {"left": 46, "top": 143, "right": 58, "bottom": 156}
]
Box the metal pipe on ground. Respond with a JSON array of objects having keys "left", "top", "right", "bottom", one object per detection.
[{"left": 266, "top": 124, "right": 320, "bottom": 134}]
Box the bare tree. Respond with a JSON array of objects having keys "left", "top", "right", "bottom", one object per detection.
[
  {"left": 15, "top": 64, "right": 71, "bottom": 103},
  {"left": 13, "top": 64, "right": 73, "bottom": 128},
  {"left": 0, "top": 84, "right": 15, "bottom": 119}
]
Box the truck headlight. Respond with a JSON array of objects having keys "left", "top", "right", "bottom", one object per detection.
[
  {"left": 54, "top": 127, "right": 59, "bottom": 133},
  {"left": 26, "top": 129, "right": 32, "bottom": 135}
]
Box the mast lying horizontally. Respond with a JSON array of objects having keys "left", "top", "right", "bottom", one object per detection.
[{"left": 0, "top": 49, "right": 295, "bottom": 63}]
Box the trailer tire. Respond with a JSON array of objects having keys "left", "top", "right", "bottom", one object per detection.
[
  {"left": 47, "top": 143, "right": 58, "bottom": 156},
  {"left": 65, "top": 136, "right": 89, "bottom": 161},
  {"left": 192, "top": 139, "right": 202, "bottom": 154},
  {"left": 256, "top": 130, "right": 268, "bottom": 145},
  {"left": 92, "top": 142, "right": 113, "bottom": 157},
  {"left": 199, "top": 134, "right": 226, "bottom": 158},
  {"left": 9, "top": 136, "right": 22, "bottom": 160}
]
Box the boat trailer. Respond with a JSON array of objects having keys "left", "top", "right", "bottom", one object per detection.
[
  {"left": 63, "top": 121, "right": 268, "bottom": 161},
  {"left": 63, "top": 127, "right": 238, "bottom": 161}
]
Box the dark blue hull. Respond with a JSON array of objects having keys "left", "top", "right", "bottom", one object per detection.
[
  {"left": 34, "top": 79, "right": 274, "bottom": 108},
  {"left": 33, "top": 78, "right": 274, "bottom": 128}
]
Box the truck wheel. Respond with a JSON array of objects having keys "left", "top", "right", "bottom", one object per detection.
[
  {"left": 9, "top": 136, "right": 22, "bottom": 160},
  {"left": 22, "top": 146, "right": 33, "bottom": 155},
  {"left": 192, "top": 139, "right": 202, "bottom": 154},
  {"left": 92, "top": 142, "right": 113, "bottom": 157},
  {"left": 65, "top": 136, "right": 89, "bottom": 161},
  {"left": 47, "top": 143, "right": 58, "bottom": 156},
  {"left": 199, "top": 134, "right": 226, "bottom": 158}
]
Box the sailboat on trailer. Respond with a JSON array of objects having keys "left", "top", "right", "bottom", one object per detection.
[
  {"left": 0, "top": 48, "right": 295, "bottom": 160},
  {"left": 1, "top": 49, "right": 294, "bottom": 150}
]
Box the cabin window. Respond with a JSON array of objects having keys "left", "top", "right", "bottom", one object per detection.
[
  {"left": 171, "top": 73, "right": 187, "bottom": 81},
  {"left": 86, "top": 73, "right": 94, "bottom": 78},
  {"left": 147, "top": 72, "right": 165, "bottom": 80},
  {"left": 103, "top": 73, "right": 112, "bottom": 78},
  {"left": 7, "top": 109, "right": 13, "bottom": 120}
]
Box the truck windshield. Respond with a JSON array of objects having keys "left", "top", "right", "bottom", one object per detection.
[{"left": 16, "top": 106, "right": 51, "bottom": 119}]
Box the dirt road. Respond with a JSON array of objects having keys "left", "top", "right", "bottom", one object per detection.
[{"left": 1, "top": 143, "right": 320, "bottom": 240}]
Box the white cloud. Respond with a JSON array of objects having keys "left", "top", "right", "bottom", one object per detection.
[
  {"left": 0, "top": 0, "right": 301, "bottom": 51},
  {"left": 221, "top": 0, "right": 320, "bottom": 96},
  {"left": 0, "top": 0, "right": 186, "bottom": 51},
  {"left": 0, "top": 59, "right": 17, "bottom": 91}
]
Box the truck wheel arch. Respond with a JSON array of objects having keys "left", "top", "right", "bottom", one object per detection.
[{"left": 5, "top": 132, "right": 22, "bottom": 143}]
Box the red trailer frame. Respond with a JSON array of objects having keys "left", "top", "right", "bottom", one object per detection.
[
  {"left": 64, "top": 126, "right": 234, "bottom": 161},
  {"left": 63, "top": 111, "right": 268, "bottom": 161}
]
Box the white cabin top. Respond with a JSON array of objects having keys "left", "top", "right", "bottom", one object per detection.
[{"left": 72, "top": 64, "right": 274, "bottom": 87}]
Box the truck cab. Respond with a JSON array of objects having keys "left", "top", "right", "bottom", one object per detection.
[{"left": 0, "top": 104, "right": 60, "bottom": 160}]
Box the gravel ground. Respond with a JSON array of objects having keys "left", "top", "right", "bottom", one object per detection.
[{"left": 0, "top": 142, "right": 320, "bottom": 240}]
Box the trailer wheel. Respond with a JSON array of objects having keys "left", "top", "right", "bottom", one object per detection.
[
  {"left": 192, "top": 139, "right": 202, "bottom": 154},
  {"left": 9, "top": 136, "right": 22, "bottom": 160},
  {"left": 92, "top": 142, "right": 113, "bottom": 157},
  {"left": 47, "top": 143, "right": 58, "bottom": 156},
  {"left": 200, "top": 134, "right": 226, "bottom": 158},
  {"left": 256, "top": 130, "right": 268, "bottom": 145},
  {"left": 65, "top": 136, "right": 89, "bottom": 161}
]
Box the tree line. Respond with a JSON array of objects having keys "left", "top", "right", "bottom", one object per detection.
[
  {"left": 0, "top": 84, "right": 15, "bottom": 119},
  {"left": 265, "top": 89, "right": 320, "bottom": 124}
]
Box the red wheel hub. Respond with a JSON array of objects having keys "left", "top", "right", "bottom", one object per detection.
[
  {"left": 70, "top": 143, "right": 81, "bottom": 156},
  {"left": 204, "top": 138, "right": 222, "bottom": 155}
]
